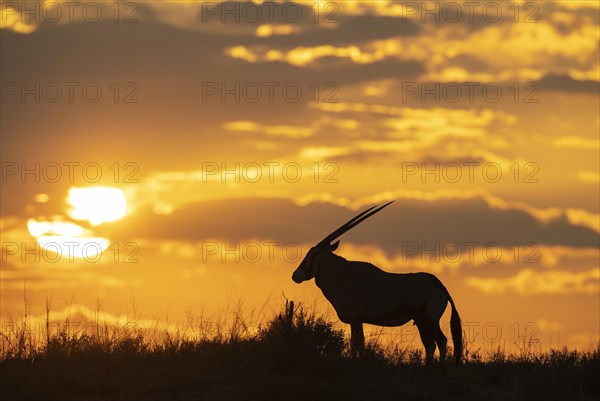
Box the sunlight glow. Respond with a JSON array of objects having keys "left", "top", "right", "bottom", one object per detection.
[
  {"left": 27, "top": 218, "right": 110, "bottom": 259},
  {"left": 24, "top": 186, "right": 126, "bottom": 259},
  {"left": 68, "top": 187, "right": 127, "bottom": 226},
  {"left": 27, "top": 219, "right": 84, "bottom": 237},
  {"left": 35, "top": 236, "right": 110, "bottom": 259}
]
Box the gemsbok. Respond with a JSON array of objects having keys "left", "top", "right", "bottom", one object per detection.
[{"left": 292, "top": 201, "right": 463, "bottom": 365}]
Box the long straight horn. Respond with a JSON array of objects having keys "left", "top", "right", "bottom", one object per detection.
[{"left": 318, "top": 200, "right": 394, "bottom": 246}]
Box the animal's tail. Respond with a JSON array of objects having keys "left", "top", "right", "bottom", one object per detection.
[{"left": 446, "top": 290, "right": 463, "bottom": 366}]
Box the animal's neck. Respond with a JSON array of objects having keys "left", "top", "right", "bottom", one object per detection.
[{"left": 315, "top": 252, "right": 346, "bottom": 289}]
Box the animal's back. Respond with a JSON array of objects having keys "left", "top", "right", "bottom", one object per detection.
[{"left": 328, "top": 262, "right": 440, "bottom": 322}]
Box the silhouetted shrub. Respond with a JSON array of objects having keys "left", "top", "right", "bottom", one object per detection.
[{"left": 258, "top": 301, "right": 345, "bottom": 371}]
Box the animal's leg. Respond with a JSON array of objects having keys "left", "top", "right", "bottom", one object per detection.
[
  {"left": 416, "top": 320, "right": 436, "bottom": 365},
  {"left": 424, "top": 289, "right": 449, "bottom": 365},
  {"left": 350, "top": 323, "right": 365, "bottom": 358},
  {"left": 433, "top": 324, "right": 447, "bottom": 364}
]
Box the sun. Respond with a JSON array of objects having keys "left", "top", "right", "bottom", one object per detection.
[
  {"left": 26, "top": 187, "right": 128, "bottom": 260},
  {"left": 68, "top": 187, "right": 127, "bottom": 226}
]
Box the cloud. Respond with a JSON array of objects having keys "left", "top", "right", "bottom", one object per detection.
[
  {"left": 0, "top": 303, "right": 180, "bottom": 340},
  {"left": 465, "top": 268, "right": 600, "bottom": 295},
  {"left": 0, "top": 263, "right": 127, "bottom": 290},
  {"left": 227, "top": 42, "right": 401, "bottom": 66},
  {"left": 336, "top": 243, "right": 600, "bottom": 274},
  {"left": 535, "top": 318, "right": 564, "bottom": 332},
  {"left": 293, "top": 104, "right": 519, "bottom": 167},
  {"left": 553, "top": 136, "right": 600, "bottom": 150},
  {"left": 564, "top": 209, "right": 600, "bottom": 233},
  {"left": 223, "top": 121, "right": 313, "bottom": 138},
  {"left": 0, "top": 3, "right": 36, "bottom": 33},
  {"left": 380, "top": 16, "right": 599, "bottom": 82},
  {"left": 577, "top": 171, "right": 600, "bottom": 184},
  {"left": 96, "top": 190, "right": 600, "bottom": 254},
  {"left": 537, "top": 74, "right": 600, "bottom": 94},
  {"left": 5, "top": 1, "right": 598, "bottom": 86}
]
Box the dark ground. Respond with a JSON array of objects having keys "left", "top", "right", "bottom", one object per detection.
[{"left": 1, "top": 305, "right": 598, "bottom": 401}]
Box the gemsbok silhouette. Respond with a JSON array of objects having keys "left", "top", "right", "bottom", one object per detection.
[{"left": 292, "top": 201, "right": 462, "bottom": 365}]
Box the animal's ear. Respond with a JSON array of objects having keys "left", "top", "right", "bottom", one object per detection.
[{"left": 330, "top": 240, "right": 340, "bottom": 252}]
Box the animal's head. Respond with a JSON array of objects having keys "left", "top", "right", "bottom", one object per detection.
[
  {"left": 291, "top": 201, "right": 394, "bottom": 284},
  {"left": 292, "top": 241, "right": 340, "bottom": 283}
]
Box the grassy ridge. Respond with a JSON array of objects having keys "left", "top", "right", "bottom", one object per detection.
[{"left": 1, "top": 301, "right": 598, "bottom": 401}]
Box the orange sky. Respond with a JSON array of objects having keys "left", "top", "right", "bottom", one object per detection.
[{"left": 1, "top": 0, "right": 599, "bottom": 352}]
